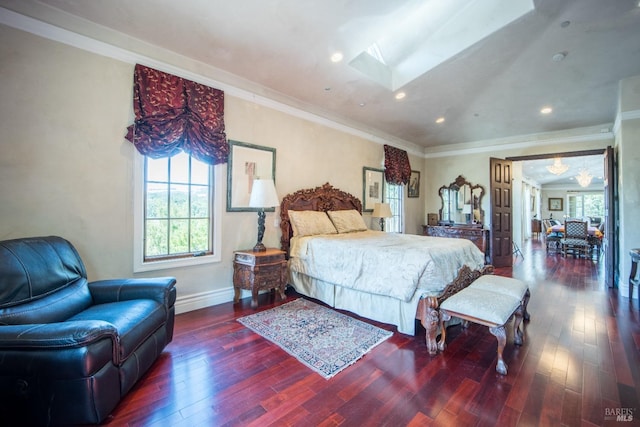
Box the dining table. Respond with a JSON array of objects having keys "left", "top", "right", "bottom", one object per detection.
[{"left": 547, "top": 224, "right": 603, "bottom": 238}]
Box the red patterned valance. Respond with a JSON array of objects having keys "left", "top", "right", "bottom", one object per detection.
[
  {"left": 384, "top": 145, "right": 411, "bottom": 185},
  {"left": 125, "top": 64, "right": 228, "bottom": 165}
]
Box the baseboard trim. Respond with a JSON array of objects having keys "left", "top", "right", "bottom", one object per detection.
[
  {"left": 174, "top": 287, "right": 235, "bottom": 314},
  {"left": 174, "top": 287, "right": 273, "bottom": 314}
]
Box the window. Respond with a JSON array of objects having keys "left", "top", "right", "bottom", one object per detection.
[
  {"left": 134, "top": 151, "right": 222, "bottom": 272},
  {"left": 384, "top": 183, "right": 404, "bottom": 233},
  {"left": 567, "top": 192, "right": 604, "bottom": 219}
]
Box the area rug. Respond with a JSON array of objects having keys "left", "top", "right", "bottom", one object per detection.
[{"left": 237, "top": 298, "right": 392, "bottom": 379}]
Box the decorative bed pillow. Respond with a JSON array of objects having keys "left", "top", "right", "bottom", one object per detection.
[
  {"left": 288, "top": 210, "right": 338, "bottom": 236},
  {"left": 327, "top": 209, "right": 368, "bottom": 233}
]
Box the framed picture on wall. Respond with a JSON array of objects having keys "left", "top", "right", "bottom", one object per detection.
[
  {"left": 408, "top": 170, "right": 420, "bottom": 198},
  {"left": 362, "top": 167, "right": 384, "bottom": 212},
  {"left": 226, "top": 140, "right": 276, "bottom": 212},
  {"left": 548, "top": 197, "right": 563, "bottom": 211}
]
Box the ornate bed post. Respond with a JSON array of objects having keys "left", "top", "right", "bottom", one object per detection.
[{"left": 417, "top": 296, "right": 441, "bottom": 355}]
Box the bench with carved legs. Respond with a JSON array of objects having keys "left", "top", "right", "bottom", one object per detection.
[{"left": 437, "top": 276, "right": 530, "bottom": 375}]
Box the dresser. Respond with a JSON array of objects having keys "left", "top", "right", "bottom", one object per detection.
[
  {"left": 233, "top": 248, "right": 287, "bottom": 308},
  {"left": 422, "top": 225, "right": 490, "bottom": 264},
  {"left": 531, "top": 219, "right": 542, "bottom": 239}
]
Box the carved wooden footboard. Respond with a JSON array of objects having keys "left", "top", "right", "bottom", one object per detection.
[{"left": 416, "top": 264, "right": 495, "bottom": 354}]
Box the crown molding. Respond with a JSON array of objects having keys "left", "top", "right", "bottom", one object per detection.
[
  {"left": 423, "top": 127, "right": 614, "bottom": 159},
  {"left": 613, "top": 108, "right": 640, "bottom": 134},
  {"left": 0, "top": 7, "right": 424, "bottom": 157},
  {"left": 1, "top": 7, "right": 632, "bottom": 161}
]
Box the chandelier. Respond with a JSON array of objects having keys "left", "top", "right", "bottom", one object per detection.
[
  {"left": 575, "top": 169, "right": 593, "bottom": 187},
  {"left": 546, "top": 157, "right": 569, "bottom": 175}
]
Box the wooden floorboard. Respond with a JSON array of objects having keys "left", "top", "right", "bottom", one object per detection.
[{"left": 98, "top": 240, "right": 640, "bottom": 426}]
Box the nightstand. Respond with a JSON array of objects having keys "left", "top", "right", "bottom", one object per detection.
[{"left": 233, "top": 248, "right": 287, "bottom": 308}]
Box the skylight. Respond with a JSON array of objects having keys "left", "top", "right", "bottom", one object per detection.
[
  {"left": 348, "top": 0, "right": 534, "bottom": 91},
  {"left": 366, "top": 43, "right": 386, "bottom": 65}
]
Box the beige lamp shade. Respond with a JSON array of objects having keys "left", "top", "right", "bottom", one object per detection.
[
  {"left": 248, "top": 178, "right": 279, "bottom": 252},
  {"left": 372, "top": 202, "right": 393, "bottom": 218},
  {"left": 249, "top": 179, "right": 279, "bottom": 208}
]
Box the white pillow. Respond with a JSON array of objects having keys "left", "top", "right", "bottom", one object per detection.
[
  {"left": 288, "top": 210, "right": 338, "bottom": 236},
  {"left": 327, "top": 210, "right": 368, "bottom": 233}
]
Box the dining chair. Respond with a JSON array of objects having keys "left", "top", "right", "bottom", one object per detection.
[
  {"left": 588, "top": 220, "right": 604, "bottom": 259},
  {"left": 543, "top": 219, "right": 561, "bottom": 253},
  {"left": 561, "top": 220, "right": 590, "bottom": 258}
]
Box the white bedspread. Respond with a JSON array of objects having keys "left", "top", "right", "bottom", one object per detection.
[{"left": 288, "top": 230, "right": 485, "bottom": 302}]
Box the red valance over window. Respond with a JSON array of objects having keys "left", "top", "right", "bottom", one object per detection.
[
  {"left": 125, "top": 64, "right": 228, "bottom": 165},
  {"left": 384, "top": 144, "right": 412, "bottom": 185}
]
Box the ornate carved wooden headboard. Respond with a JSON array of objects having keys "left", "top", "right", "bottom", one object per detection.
[{"left": 279, "top": 183, "right": 362, "bottom": 255}]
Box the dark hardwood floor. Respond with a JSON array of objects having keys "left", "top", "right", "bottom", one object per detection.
[{"left": 101, "top": 240, "right": 640, "bottom": 426}]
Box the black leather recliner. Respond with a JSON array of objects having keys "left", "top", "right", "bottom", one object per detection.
[{"left": 0, "top": 236, "right": 177, "bottom": 425}]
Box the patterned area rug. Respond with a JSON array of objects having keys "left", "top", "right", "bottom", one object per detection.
[{"left": 237, "top": 298, "right": 393, "bottom": 379}]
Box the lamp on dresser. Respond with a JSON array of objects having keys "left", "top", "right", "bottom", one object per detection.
[
  {"left": 372, "top": 202, "right": 393, "bottom": 231},
  {"left": 249, "top": 178, "right": 279, "bottom": 252},
  {"left": 462, "top": 203, "right": 472, "bottom": 224}
]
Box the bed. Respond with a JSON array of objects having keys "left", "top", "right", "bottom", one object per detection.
[{"left": 280, "top": 183, "right": 493, "bottom": 354}]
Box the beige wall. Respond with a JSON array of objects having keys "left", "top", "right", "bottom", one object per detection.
[
  {"left": 617, "top": 75, "right": 640, "bottom": 295},
  {"left": 0, "top": 25, "right": 426, "bottom": 310},
  {"left": 2, "top": 21, "right": 637, "bottom": 307}
]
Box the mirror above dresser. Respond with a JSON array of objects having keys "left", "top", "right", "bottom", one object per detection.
[
  {"left": 438, "top": 175, "right": 485, "bottom": 226},
  {"left": 423, "top": 175, "right": 490, "bottom": 263}
]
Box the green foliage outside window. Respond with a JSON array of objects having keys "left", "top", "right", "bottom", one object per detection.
[
  {"left": 567, "top": 192, "right": 604, "bottom": 219},
  {"left": 144, "top": 153, "right": 211, "bottom": 259}
]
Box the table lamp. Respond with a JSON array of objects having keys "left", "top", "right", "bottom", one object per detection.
[
  {"left": 248, "top": 178, "right": 279, "bottom": 252},
  {"left": 462, "top": 203, "right": 472, "bottom": 224},
  {"left": 372, "top": 202, "right": 393, "bottom": 231}
]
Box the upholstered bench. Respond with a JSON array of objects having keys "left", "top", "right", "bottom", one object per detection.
[
  {"left": 468, "top": 275, "right": 531, "bottom": 321},
  {"left": 437, "top": 276, "right": 530, "bottom": 375}
]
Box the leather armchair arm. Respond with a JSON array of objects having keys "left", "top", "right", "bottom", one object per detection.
[
  {"left": 0, "top": 321, "right": 118, "bottom": 376},
  {"left": 0, "top": 320, "right": 117, "bottom": 349},
  {"left": 89, "top": 277, "right": 177, "bottom": 308}
]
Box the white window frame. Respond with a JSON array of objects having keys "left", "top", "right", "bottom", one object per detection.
[
  {"left": 384, "top": 182, "right": 405, "bottom": 233},
  {"left": 133, "top": 151, "right": 222, "bottom": 272}
]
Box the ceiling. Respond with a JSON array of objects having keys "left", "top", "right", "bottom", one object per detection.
[
  {"left": 2, "top": 0, "right": 639, "bottom": 156},
  {"left": 520, "top": 154, "right": 604, "bottom": 188}
]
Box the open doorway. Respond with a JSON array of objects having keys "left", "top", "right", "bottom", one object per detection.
[
  {"left": 517, "top": 154, "right": 604, "bottom": 243},
  {"left": 505, "top": 147, "right": 616, "bottom": 287}
]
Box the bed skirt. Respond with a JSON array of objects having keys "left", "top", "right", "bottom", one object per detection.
[{"left": 288, "top": 271, "right": 424, "bottom": 335}]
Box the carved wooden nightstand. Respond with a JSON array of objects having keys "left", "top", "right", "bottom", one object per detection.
[{"left": 233, "top": 248, "right": 287, "bottom": 308}]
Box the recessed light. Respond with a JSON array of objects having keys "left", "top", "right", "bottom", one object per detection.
[
  {"left": 395, "top": 92, "right": 406, "bottom": 100},
  {"left": 552, "top": 52, "right": 567, "bottom": 62},
  {"left": 435, "top": 117, "right": 445, "bottom": 124},
  {"left": 540, "top": 106, "right": 553, "bottom": 114},
  {"left": 324, "top": 87, "right": 331, "bottom": 92},
  {"left": 560, "top": 20, "right": 570, "bottom": 28},
  {"left": 330, "top": 52, "right": 343, "bottom": 63},
  {"left": 359, "top": 102, "right": 366, "bottom": 107}
]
